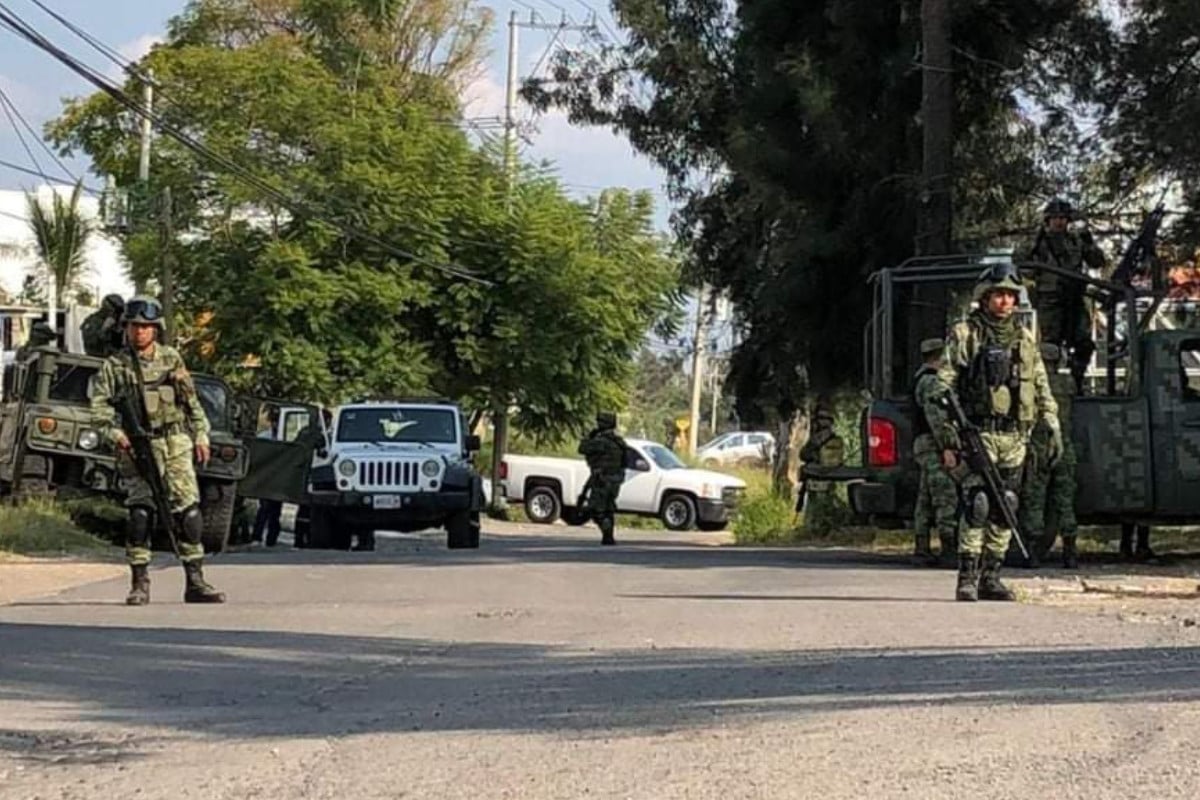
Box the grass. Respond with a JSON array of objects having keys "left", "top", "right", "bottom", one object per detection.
[{"left": 0, "top": 499, "right": 112, "bottom": 557}]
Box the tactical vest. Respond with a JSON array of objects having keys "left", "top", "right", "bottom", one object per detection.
[
  {"left": 123, "top": 353, "right": 187, "bottom": 429},
  {"left": 911, "top": 366, "right": 938, "bottom": 438},
  {"left": 580, "top": 431, "right": 625, "bottom": 473},
  {"left": 958, "top": 317, "right": 1038, "bottom": 428}
]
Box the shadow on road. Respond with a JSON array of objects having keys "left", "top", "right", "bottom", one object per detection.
[{"left": 3, "top": 621, "right": 1200, "bottom": 745}]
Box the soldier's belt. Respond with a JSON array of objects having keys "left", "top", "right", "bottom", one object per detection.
[
  {"left": 146, "top": 422, "right": 186, "bottom": 439},
  {"left": 974, "top": 417, "right": 1020, "bottom": 434}
]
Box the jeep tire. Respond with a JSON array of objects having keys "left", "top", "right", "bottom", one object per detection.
[{"left": 447, "top": 509, "right": 481, "bottom": 549}]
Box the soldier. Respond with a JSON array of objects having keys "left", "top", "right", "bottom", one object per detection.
[
  {"left": 1020, "top": 343, "right": 1079, "bottom": 569},
  {"left": 934, "top": 265, "right": 1060, "bottom": 601},
  {"left": 911, "top": 338, "right": 958, "bottom": 567},
  {"left": 1021, "top": 198, "right": 1106, "bottom": 393},
  {"left": 578, "top": 411, "right": 628, "bottom": 545},
  {"left": 13, "top": 320, "right": 57, "bottom": 361},
  {"left": 81, "top": 294, "right": 126, "bottom": 357},
  {"left": 90, "top": 296, "right": 225, "bottom": 605},
  {"left": 797, "top": 402, "right": 845, "bottom": 525}
]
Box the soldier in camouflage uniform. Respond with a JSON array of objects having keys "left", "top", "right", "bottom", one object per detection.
[
  {"left": 90, "top": 296, "right": 225, "bottom": 605},
  {"left": 81, "top": 294, "right": 126, "bottom": 357},
  {"left": 578, "top": 411, "right": 628, "bottom": 545},
  {"left": 13, "top": 320, "right": 57, "bottom": 361},
  {"left": 911, "top": 338, "right": 958, "bottom": 567},
  {"left": 934, "top": 265, "right": 1060, "bottom": 601},
  {"left": 1020, "top": 343, "right": 1079, "bottom": 569},
  {"left": 1021, "top": 198, "right": 1106, "bottom": 393}
]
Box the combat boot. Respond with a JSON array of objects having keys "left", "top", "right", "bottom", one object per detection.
[
  {"left": 1061, "top": 534, "right": 1078, "bottom": 570},
  {"left": 978, "top": 553, "right": 1016, "bottom": 602},
  {"left": 955, "top": 555, "right": 979, "bottom": 602},
  {"left": 599, "top": 517, "right": 616, "bottom": 546},
  {"left": 1134, "top": 525, "right": 1157, "bottom": 562},
  {"left": 125, "top": 564, "right": 150, "bottom": 606},
  {"left": 183, "top": 561, "right": 226, "bottom": 604}
]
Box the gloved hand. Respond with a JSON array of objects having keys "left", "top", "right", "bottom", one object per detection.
[{"left": 1045, "top": 423, "right": 1063, "bottom": 467}]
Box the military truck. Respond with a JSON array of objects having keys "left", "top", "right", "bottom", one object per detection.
[
  {"left": 235, "top": 397, "right": 484, "bottom": 550},
  {"left": 801, "top": 253, "right": 1200, "bottom": 552},
  {"left": 0, "top": 347, "right": 248, "bottom": 553}
]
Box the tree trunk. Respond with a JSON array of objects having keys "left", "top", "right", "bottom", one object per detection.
[
  {"left": 918, "top": 0, "right": 953, "bottom": 257},
  {"left": 771, "top": 408, "right": 808, "bottom": 497},
  {"left": 488, "top": 399, "right": 510, "bottom": 512}
]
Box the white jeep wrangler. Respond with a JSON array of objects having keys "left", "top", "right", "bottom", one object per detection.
[{"left": 302, "top": 399, "right": 484, "bottom": 550}]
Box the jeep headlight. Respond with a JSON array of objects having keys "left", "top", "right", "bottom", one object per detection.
[
  {"left": 78, "top": 429, "right": 100, "bottom": 451},
  {"left": 421, "top": 459, "right": 440, "bottom": 478},
  {"left": 337, "top": 459, "right": 357, "bottom": 477}
]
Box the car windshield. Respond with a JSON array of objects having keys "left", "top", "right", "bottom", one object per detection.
[
  {"left": 337, "top": 407, "right": 458, "bottom": 444},
  {"left": 699, "top": 433, "right": 733, "bottom": 450},
  {"left": 194, "top": 377, "right": 229, "bottom": 431},
  {"left": 643, "top": 443, "right": 686, "bottom": 470}
]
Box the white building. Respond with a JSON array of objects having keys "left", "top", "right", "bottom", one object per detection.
[{"left": 0, "top": 185, "right": 134, "bottom": 358}]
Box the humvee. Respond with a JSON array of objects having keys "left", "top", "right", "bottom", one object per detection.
[
  {"left": 801, "top": 253, "right": 1200, "bottom": 551},
  {"left": 0, "top": 347, "right": 248, "bottom": 552}
]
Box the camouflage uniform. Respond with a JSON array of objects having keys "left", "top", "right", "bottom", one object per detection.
[
  {"left": 912, "top": 338, "right": 958, "bottom": 566},
  {"left": 578, "top": 412, "right": 628, "bottom": 545},
  {"left": 81, "top": 294, "right": 125, "bottom": 357},
  {"left": 1020, "top": 199, "right": 1106, "bottom": 390},
  {"left": 90, "top": 296, "right": 224, "bottom": 605},
  {"left": 13, "top": 321, "right": 57, "bottom": 361},
  {"left": 1020, "top": 344, "right": 1079, "bottom": 568},
  {"left": 937, "top": 266, "right": 1059, "bottom": 601}
]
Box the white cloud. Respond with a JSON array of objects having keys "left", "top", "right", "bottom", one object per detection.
[{"left": 118, "top": 33, "right": 165, "bottom": 63}]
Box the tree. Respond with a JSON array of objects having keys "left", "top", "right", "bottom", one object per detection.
[
  {"left": 526, "top": 0, "right": 1111, "bottom": 491},
  {"left": 25, "top": 182, "right": 92, "bottom": 331},
  {"left": 49, "top": 0, "right": 678, "bottom": 441}
]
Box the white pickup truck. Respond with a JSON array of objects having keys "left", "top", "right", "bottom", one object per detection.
[{"left": 499, "top": 438, "right": 746, "bottom": 531}]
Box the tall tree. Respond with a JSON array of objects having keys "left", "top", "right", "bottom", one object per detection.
[{"left": 25, "top": 182, "right": 92, "bottom": 331}]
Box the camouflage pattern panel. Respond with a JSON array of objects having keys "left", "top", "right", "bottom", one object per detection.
[
  {"left": 1072, "top": 396, "right": 1152, "bottom": 516},
  {"left": 1145, "top": 331, "right": 1200, "bottom": 516}
]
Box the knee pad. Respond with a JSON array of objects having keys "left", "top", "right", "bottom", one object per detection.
[
  {"left": 128, "top": 506, "right": 153, "bottom": 541},
  {"left": 178, "top": 505, "right": 203, "bottom": 542},
  {"left": 965, "top": 488, "right": 990, "bottom": 527}
]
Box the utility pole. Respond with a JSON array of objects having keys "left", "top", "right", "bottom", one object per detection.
[
  {"left": 159, "top": 186, "right": 174, "bottom": 345},
  {"left": 687, "top": 288, "right": 709, "bottom": 456},
  {"left": 503, "top": 10, "right": 519, "bottom": 196},
  {"left": 918, "top": 0, "right": 953, "bottom": 256},
  {"left": 138, "top": 71, "right": 154, "bottom": 184},
  {"left": 709, "top": 361, "right": 721, "bottom": 438}
]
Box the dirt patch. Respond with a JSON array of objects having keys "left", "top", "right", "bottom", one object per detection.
[
  {"left": 1013, "top": 568, "right": 1200, "bottom": 629},
  {"left": 0, "top": 556, "right": 126, "bottom": 606}
]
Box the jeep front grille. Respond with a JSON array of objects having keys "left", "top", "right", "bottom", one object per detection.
[{"left": 356, "top": 459, "right": 421, "bottom": 491}]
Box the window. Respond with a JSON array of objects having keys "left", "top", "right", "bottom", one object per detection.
[
  {"left": 642, "top": 443, "right": 685, "bottom": 470},
  {"left": 194, "top": 378, "right": 230, "bottom": 430},
  {"left": 748, "top": 434, "right": 768, "bottom": 445},
  {"left": 30, "top": 364, "right": 96, "bottom": 404},
  {"left": 336, "top": 407, "right": 457, "bottom": 444},
  {"left": 1181, "top": 340, "right": 1200, "bottom": 401},
  {"left": 282, "top": 409, "right": 308, "bottom": 442}
]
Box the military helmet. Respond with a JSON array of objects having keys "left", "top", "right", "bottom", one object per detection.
[
  {"left": 101, "top": 293, "right": 125, "bottom": 312},
  {"left": 121, "top": 296, "right": 165, "bottom": 328},
  {"left": 972, "top": 263, "right": 1023, "bottom": 303},
  {"left": 595, "top": 411, "right": 617, "bottom": 430},
  {"left": 919, "top": 337, "right": 945, "bottom": 357},
  {"left": 1043, "top": 198, "right": 1074, "bottom": 219},
  {"left": 28, "top": 320, "right": 55, "bottom": 345}
]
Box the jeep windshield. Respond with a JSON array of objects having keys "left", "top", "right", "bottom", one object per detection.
[
  {"left": 194, "top": 377, "right": 230, "bottom": 431},
  {"left": 25, "top": 364, "right": 97, "bottom": 403},
  {"left": 336, "top": 407, "right": 457, "bottom": 444}
]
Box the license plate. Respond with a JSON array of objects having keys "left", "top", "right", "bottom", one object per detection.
[{"left": 372, "top": 495, "right": 404, "bottom": 509}]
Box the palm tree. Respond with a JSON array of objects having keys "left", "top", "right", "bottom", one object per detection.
[{"left": 26, "top": 181, "right": 92, "bottom": 331}]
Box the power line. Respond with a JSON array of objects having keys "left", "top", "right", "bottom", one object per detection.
[
  {"left": 0, "top": 156, "right": 100, "bottom": 193},
  {"left": 0, "top": 3, "right": 492, "bottom": 285},
  {"left": 25, "top": 0, "right": 132, "bottom": 74},
  {"left": 0, "top": 83, "right": 80, "bottom": 184},
  {"left": 0, "top": 86, "right": 47, "bottom": 182}
]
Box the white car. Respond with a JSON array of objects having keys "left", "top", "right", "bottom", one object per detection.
[
  {"left": 696, "top": 431, "right": 775, "bottom": 468},
  {"left": 500, "top": 438, "right": 746, "bottom": 531}
]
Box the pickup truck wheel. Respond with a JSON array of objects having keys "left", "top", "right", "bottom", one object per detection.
[
  {"left": 524, "top": 486, "right": 562, "bottom": 524},
  {"left": 447, "top": 509, "right": 481, "bottom": 549},
  {"left": 661, "top": 493, "right": 698, "bottom": 531}
]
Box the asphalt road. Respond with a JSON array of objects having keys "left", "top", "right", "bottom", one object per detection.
[{"left": 3, "top": 522, "right": 1200, "bottom": 799}]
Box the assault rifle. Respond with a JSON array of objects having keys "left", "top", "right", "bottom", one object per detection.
[
  {"left": 1110, "top": 204, "right": 1166, "bottom": 288},
  {"left": 939, "top": 390, "right": 1030, "bottom": 562},
  {"left": 112, "top": 350, "right": 181, "bottom": 557}
]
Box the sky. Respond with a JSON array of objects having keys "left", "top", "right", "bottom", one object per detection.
[{"left": 0, "top": 0, "right": 673, "bottom": 225}]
